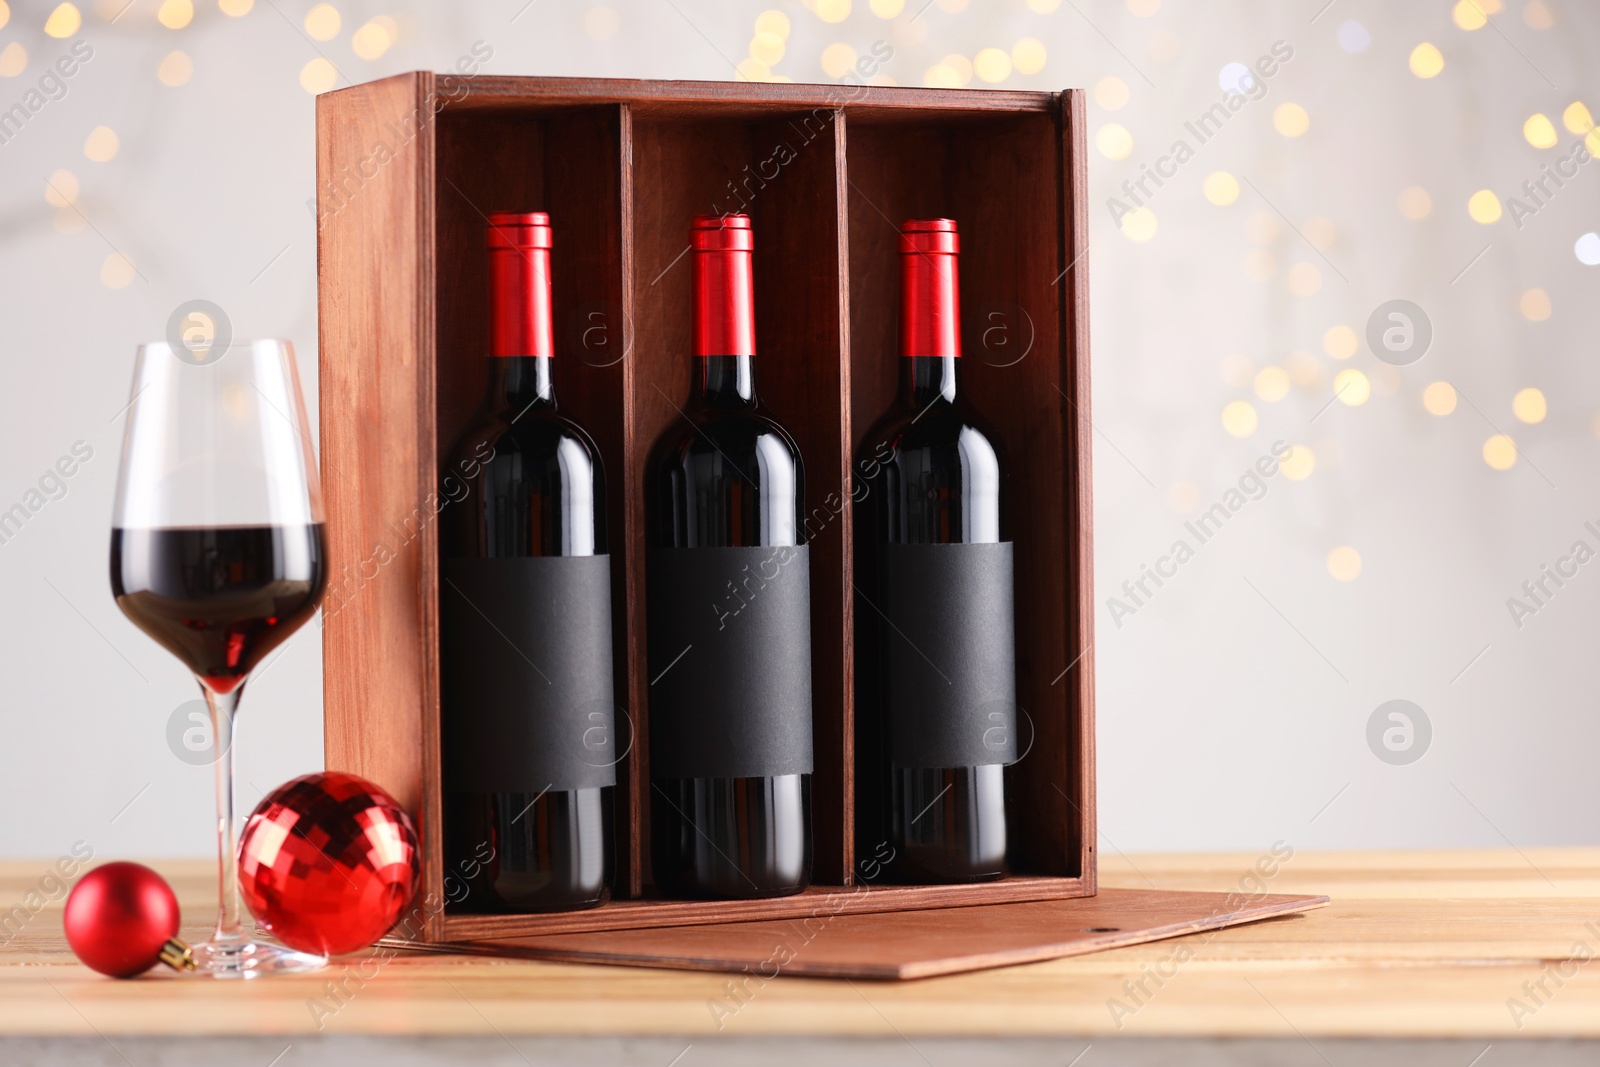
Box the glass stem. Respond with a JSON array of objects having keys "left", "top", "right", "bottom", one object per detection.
[{"left": 202, "top": 682, "right": 245, "bottom": 944}]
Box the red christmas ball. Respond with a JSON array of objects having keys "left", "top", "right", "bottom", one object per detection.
[
  {"left": 238, "top": 771, "right": 419, "bottom": 957},
  {"left": 64, "top": 863, "right": 183, "bottom": 978}
]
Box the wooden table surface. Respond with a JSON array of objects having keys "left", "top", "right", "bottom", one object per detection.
[{"left": 5, "top": 849, "right": 1600, "bottom": 1040}]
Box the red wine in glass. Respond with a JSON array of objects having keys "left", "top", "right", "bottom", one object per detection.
[
  {"left": 111, "top": 524, "right": 325, "bottom": 692},
  {"left": 110, "top": 337, "right": 329, "bottom": 977}
]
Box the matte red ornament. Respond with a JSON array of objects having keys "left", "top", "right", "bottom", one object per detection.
[
  {"left": 238, "top": 771, "right": 419, "bottom": 957},
  {"left": 64, "top": 862, "right": 194, "bottom": 978}
]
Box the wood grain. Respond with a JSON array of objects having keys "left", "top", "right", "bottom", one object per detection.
[
  {"left": 10, "top": 851, "right": 1600, "bottom": 1037},
  {"left": 439, "top": 875, "right": 1088, "bottom": 941},
  {"left": 463, "top": 888, "right": 1327, "bottom": 980},
  {"left": 842, "top": 110, "right": 1087, "bottom": 879},
  {"left": 1059, "top": 87, "right": 1096, "bottom": 890},
  {"left": 432, "top": 102, "right": 635, "bottom": 895},
  {"left": 318, "top": 75, "right": 1096, "bottom": 940},
  {"left": 317, "top": 71, "right": 445, "bottom": 940},
  {"left": 626, "top": 107, "right": 855, "bottom": 891},
  {"left": 444, "top": 76, "right": 1057, "bottom": 117},
  {"left": 615, "top": 102, "right": 644, "bottom": 898},
  {"left": 953, "top": 109, "right": 1076, "bottom": 878}
]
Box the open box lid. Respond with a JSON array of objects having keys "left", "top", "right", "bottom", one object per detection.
[{"left": 386, "top": 888, "right": 1328, "bottom": 980}]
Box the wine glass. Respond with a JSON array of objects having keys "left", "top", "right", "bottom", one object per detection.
[{"left": 110, "top": 339, "right": 328, "bottom": 978}]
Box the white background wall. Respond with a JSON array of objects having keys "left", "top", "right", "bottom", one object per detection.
[{"left": 1, "top": 0, "right": 1597, "bottom": 864}]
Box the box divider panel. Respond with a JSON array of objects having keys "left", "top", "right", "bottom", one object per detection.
[
  {"left": 1058, "top": 88, "right": 1095, "bottom": 887},
  {"left": 615, "top": 102, "right": 645, "bottom": 898}
]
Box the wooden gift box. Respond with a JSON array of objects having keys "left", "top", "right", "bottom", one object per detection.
[{"left": 316, "top": 74, "right": 1095, "bottom": 943}]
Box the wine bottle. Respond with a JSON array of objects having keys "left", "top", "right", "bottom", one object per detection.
[
  {"left": 440, "top": 211, "right": 615, "bottom": 912},
  {"left": 855, "top": 218, "right": 1013, "bottom": 883},
  {"left": 646, "top": 213, "right": 813, "bottom": 900}
]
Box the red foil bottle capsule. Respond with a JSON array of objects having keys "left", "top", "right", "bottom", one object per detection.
[
  {"left": 691, "top": 214, "right": 756, "bottom": 358},
  {"left": 486, "top": 211, "right": 555, "bottom": 359},
  {"left": 899, "top": 218, "right": 961, "bottom": 359}
]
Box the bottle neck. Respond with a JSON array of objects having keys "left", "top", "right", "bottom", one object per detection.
[
  {"left": 486, "top": 239, "right": 556, "bottom": 412},
  {"left": 901, "top": 355, "right": 957, "bottom": 408},
  {"left": 899, "top": 233, "right": 960, "bottom": 409},
  {"left": 691, "top": 234, "right": 757, "bottom": 409},
  {"left": 695, "top": 354, "right": 757, "bottom": 409},
  {"left": 488, "top": 355, "right": 553, "bottom": 410}
]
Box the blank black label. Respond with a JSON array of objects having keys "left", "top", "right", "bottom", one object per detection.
[
  {"left": 442, "top": 556, "right": 617, "bottom": 792},
  {"left": 880, "top": 541, "right": 1017, "bottom": 769},
  {"left": 647, "top": 545, "right": 814, "bottom": 780}
]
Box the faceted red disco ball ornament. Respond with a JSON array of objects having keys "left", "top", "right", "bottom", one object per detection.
[{"left": 238, "top": 772, "right": 419, "bottom": 957}]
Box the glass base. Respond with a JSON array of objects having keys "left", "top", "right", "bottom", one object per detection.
[{"left": 189, "top": 935, "right": 326, "bottom": 979}]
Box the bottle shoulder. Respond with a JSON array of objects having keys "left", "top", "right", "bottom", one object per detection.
[
  {"left": 440, "top": 404, "right": 607, "bottom": 558},
  {"left": 645, "top": 400, "right": 805, "bottom": 550},
  {"left": 854, "top": 393, "right": 1005, "bottom": 544},
  {"left": 858, "top": 398, "right": 1002, "bottom": 465},
  {"left": 448, "top": 404, "right": 603, "bottom": 467},
  {"left": 648, "top": 405, "right": 802, "bottom": 469}
]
